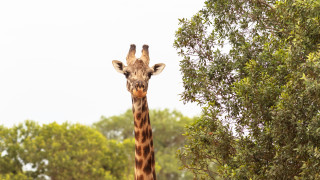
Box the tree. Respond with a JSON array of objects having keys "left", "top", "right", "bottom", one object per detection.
[
  {"left": 174, "top": 0, "right": 320, "bottom": 179},
  {"left": 104, "top": 138, "right": 135, "bottom": 180},
  {"left": 0, "top": 121, "right": 117, "bottom": 180},
  {"left": 1, "top": 109, "right": 196, "bottom": 179},
  {"left": 0, "top": 125, "right": 30, "bottom": 179},
  {"left": 94, "top": 110, "right": 134, "bottom": 141},
  {"left": 93, "top": 109, "right": 196, "bottom": 180},
  {"left": 25, "top": 122, "right": 114, "bottom": 180},
  {"left": 151, "top": 109, "right": 195, "bottom": 179}
]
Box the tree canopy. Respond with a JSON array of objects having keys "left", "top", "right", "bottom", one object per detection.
[
  {"left": 0, "top": 121, "right": 116, "bottom": 180},
  {"left": 94, "top": 109, "right": 197, "bottom": 180},
  {"left": 0, "top": 109, "right": 197, "bottom": 179},
  {"left": 174, "top": 0, "right": 320, "bottom": 179}
]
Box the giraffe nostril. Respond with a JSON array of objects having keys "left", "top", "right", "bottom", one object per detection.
[{"left": 135, "top": 81, "right": 146, "bottom": 90}]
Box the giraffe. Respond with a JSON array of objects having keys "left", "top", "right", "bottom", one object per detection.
[{"left": 112, "top": 44, "right": 165, "bottom": 180}]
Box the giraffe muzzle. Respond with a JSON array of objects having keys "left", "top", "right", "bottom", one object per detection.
[{"left": 132, "top": 81, "right": 147, "bottom": 98}]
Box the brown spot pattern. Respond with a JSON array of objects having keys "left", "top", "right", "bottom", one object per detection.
[
  {"left": 132, "top": 96, "right": 154, "bottom": 179},
  {"left": 143, "top": 145, "right": 150, "bottom": 158},
  {"left": 135, "top": 131, "right": 140, "bottom": 141},
  {"left": 136, "top": 145, "right": 142, "bottom": 156},
  {"left": 151, "top": 151, "right": 155, "bottom": 166},
  {"left": 143, "top": 156, "right": 152, "bottom": 174},
  {"left": 133, "top": 97, "right": 138, "bottom": 102},
  {"left": 136, "top": 112, "right": 142, "bottom": 120},
  {"left": 140, "top": 116, "right": 145, "bottom": 128},
  {"left": 134, "top": 120, "right": 138, "bottom": 127},
  {"left": 141, "top": 130, "right": 147, "bottom": 143},
  {"left": 142, "top": 103, "right": 147, "bottom": 112},
  {"left": 153, "top": 170, "right": 156, "bottom": 180},
  {"left": 135, "top": 158, "right": 143, "bottom": 169},
  {"left": 137, "top": 175, "right": 144, "bottom": 180},
  {"left": 145, "top": 128, "right": 149, "bottom": 139}
]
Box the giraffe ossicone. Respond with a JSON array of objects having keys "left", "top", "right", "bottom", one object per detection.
[{"left": 112, "top": 44, "right": 165, "bottom": 180}]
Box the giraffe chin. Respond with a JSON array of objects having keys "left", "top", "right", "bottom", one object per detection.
[{"left": 132, "top": 89, "right": 147, "bottom": 98}]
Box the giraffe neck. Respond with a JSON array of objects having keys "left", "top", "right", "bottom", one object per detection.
[{"left": 132, "top": 96, "right": 156, "bottom": 180}]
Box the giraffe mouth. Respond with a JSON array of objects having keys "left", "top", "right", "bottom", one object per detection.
[{"left": 132, "top": 87, "right": 147, "bottom": 98}]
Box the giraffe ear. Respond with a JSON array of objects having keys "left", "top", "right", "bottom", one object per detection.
[
  {"left": 151, "top": 63, "right": 165, "bottom": 75},
  {"left": 112, "top": 60, "right": 125, "bottom": 74}
]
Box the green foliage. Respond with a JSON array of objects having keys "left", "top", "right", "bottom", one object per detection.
[
  {"left": 0, "top": 172, "right": 32, "bottom": 180},
  {"left": 104, "top": 138, "right": 135, "bottom": 180},
  {"left": 174, "top": 0, "right": 320, "bottom": 179},
  {"left": 0, "top": 109, "right": 196, "bottom": 179},
  {"left": 0, "top": 121, "right": 116, "bottom": 180},
  {"left": 93, "top": 109, "right": 196, "bottom": 180},
  {"left": 94, "top": 109, "right": 134, "bottom": 141},
  {"left": 151, "top": 109, "right": 195, "bottom": 179}
]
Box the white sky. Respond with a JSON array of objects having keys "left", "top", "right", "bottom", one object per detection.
[{"left": 0, "top": 0, "right": 204, "bottom": 127}]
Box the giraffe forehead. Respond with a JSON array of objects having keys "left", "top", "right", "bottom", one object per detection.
[
  {"left": 130, "top": 59, "right": 151, "bottom": 70},
  {"left": 134, "top": 59, "right": 147, "bottom": 66},
  {"left": 126, "top": 62, "right": 152, "bottom": 79},
  {"left": 132, "top": 66, "right": 148, "bottom": 73}
]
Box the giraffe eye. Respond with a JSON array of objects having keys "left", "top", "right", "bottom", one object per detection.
[
  {"left": 124, "top": 71, "right": 130, "bottom": 78},
  {"left": 147, "top": 72, "right": 152, "bottom": 79}
]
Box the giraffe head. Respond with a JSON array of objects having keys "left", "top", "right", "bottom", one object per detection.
[{"left": 112, "top": 44, "right": 165, "bottom": 98}]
